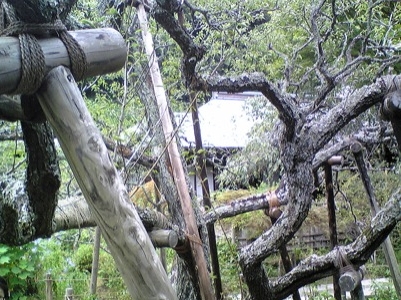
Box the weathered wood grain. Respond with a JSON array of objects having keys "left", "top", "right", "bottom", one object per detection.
[
  {"left": 36, "top": 66, "right": 177, "bottom": 300},
  {"left": 0, "top": 28, "right": 126, "bottom": 94}
]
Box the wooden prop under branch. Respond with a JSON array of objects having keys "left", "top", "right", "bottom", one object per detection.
[
  {"left": 36, "top": 66, "right": 177, "bottom": 299},
  {"left": 0, "top": 28, "right": 127, "bottom": 95}
]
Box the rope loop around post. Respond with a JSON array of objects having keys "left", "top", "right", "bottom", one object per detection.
[
  {"left": 1, "top": 18, "right": 87, "bottom": 95},
  {"left": 16, "top": 33, "right": 46, "bottom": 95},
  {"left": 334, "top": 247, "right": 353, "bottom": 270}
]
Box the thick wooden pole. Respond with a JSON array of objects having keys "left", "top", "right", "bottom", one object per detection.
[
  {"left": 36, "top": 66, "right": 177, "bottom": 300},
  {"left": 351, "top": 142, "right": 401, "bottom": 298},
  {"left": 191, "top": 93, "right": 223, "bottom": 299},
  {"left": 137, "top": 4, "right": 215, "bottom": 300},
  {"left": 325, "top": 163, "right": 342, "bottom": 300},
  {"left": 0, "top": 28, "right": 126, "bottom": 95},
  {"left": 90, "top": 227, "right": 101, "bottom": 295},
  {"left": 339, "top": 268, "right": 365, "bottom": 300}
]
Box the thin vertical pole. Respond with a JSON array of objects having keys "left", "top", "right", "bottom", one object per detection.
[
  {"left": 45, "top": 272, "right": 53, "bottom": 300},
  {"left": 325, "top": 163, "right": 342, "bottom": 300}
]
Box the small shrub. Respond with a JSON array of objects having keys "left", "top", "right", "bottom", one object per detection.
[
  {"left": 0, "top": 243, "right": 38, "bottom": 300},
  {"left": 370, "top": 281, "right": 398, "bottom": 300}
]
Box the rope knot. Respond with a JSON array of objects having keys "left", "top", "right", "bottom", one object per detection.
[{"left": 1, "top": 12, "right": 87, "bottom": 95}]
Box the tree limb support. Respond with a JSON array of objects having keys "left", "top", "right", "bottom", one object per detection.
[
  {"left": 137, "top": 5, "right": 214, "bottom": 299},
  {"left": 324, "top": 163, "right": 342, "bottom": 300},
  {"left": 36, "top": 66, "right": 177, "bottom": 300},
  {"left": 351, "top": 141, "right": 401, "bottom": 298}
]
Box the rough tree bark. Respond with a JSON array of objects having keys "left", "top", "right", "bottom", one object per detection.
[{"left": 2, "top": 1, "right": 401, "bottom": 300}]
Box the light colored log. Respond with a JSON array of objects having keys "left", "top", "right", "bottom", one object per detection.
[
  {"left": 54, "top": 196, "right": 96, "bottom": 231},
  {"left": 339, "top": 268, "right": 365, "bottom": 299},
  {"left": 64, "top": 287, "right": 74, "bottom": 300},
  {"left": 204, "top": 193, "right": 271, "bottom": 224},
  {"left": 327, "top": 155, "right": 343, "bottom": 166},
  {"left": 36, "top": 66, "right": 177, "bottom": 300},
  {"left": 0, "top": 28, "right": 126, "bottom": 95},
  {"left": 137, "top": 5, "right": 215, "bottom": 300},
  {"left": 148, "top": 229, "right": 179, "bottom": 248},
  {"left": 90, "top": 227, "right": 101, "bottom": 295},
  {"left": 339, "top": 269, "right": 362, "bottom": 292}
]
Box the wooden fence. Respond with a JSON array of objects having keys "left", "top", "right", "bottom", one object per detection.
[
  {"left": 45, "top": 273, "right": 76, "bottom": 300},
  {"left": 234, "top": 225, "right": 349, "bottom": 251}
]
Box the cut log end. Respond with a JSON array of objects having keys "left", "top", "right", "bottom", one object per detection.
[{"left": 339, "top": 270, "right": 362, "bottom": 292}]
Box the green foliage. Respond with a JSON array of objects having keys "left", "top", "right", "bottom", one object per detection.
[
  {"left": 0, "top": 244, "right": 38, "bottom": 300},
  {"left": 215, "top": 240, "right": 248, "bottom": 298},
  {"left": 73, "top": 244, "right": 93, "bottom": 273},
  {"left": 0, "top": 122, "right": 26, "bottom": 176},
  {"left": 335, "top": 168, "right": 401, "bottom": 227},
  {"left": 370, "top": 281, "right": 398, "bottom": 300},
  {"left": 30, "top": 230, "right": 131, "bottom": 300},
  {"left": 217, "top": 97, "right": 280, "bottom": 188},
  {"left": 305, "top": 284, "right": 335, "bottom": 300}
]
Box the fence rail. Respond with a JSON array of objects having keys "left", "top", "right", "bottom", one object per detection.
[
  {"left": 45, "top": 273, "right": 76, "bottom": 300},
  {"left": 235, "top": 225, "right": 350, "bottom": 251}
]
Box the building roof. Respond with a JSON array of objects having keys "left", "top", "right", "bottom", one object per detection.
[{"left": 176, "top": 92, "right": 260, "bottom": 148}]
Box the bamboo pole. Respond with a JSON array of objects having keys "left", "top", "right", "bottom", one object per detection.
[{"left": 137, "top": 4, "right": 215, "bottom": 300}]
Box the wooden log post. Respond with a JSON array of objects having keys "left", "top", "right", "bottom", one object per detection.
[
  {"left": 351, "top": 142, "right": 401, "bottom": 298},
  {"left": 64, "top": 287, "right": 74, "bottom": 300},
  {"left": 148, "top": 229, "right": 179, "bottom": 248},
  {"left": 45, "top": 273, "right": 53, "bottom": 300},
  {"left": 338, "top": 267, "right": 365, "bottom": 300},
  {"left": 325, "top": 161, "right": 342, "bottom": 300},
  {"left": 0, "top": 28, "right": 126, "bottom": 95},
  {"left": 36, "top": 66, "right": 177, "bottom": 300},
  {"left": 137, "top": 4, "right": 215, "bottom": 300},
  {"left": 90, "top": 227, "right": 101, "bottom": 295}
]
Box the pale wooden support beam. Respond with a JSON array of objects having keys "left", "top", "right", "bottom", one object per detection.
[
  {"left": 327, "top": 155, "right": 343, "bottom": 166},
  {"left": 0, "top": 28, "right": 126, "bottom": 95},
  {"left": 64, "top": 287, "right": 74, "bottom": 300},
  {"left": 137, "top": 4, "right": 215, "bottom": 299},
  {"left": 45, "top": 273, "right": 53, "bottom": 300},
  {"left": 148, "top": 229, "right": 180, "bottom": 248},
  {"left": 36, "top": 66, "right": 177, "bottom": 300}
]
